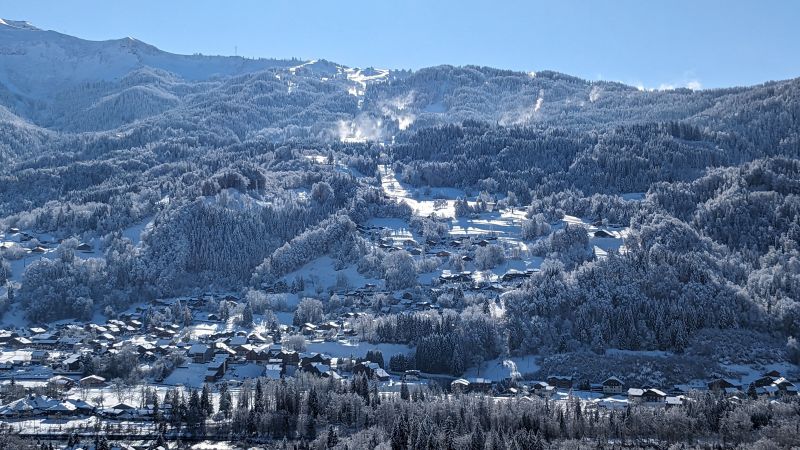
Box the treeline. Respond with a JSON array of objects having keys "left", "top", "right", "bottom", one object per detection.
[{"left": 57, "top": 374, "right": 800, "bottom": 449}]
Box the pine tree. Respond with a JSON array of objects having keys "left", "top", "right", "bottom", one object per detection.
[
  {"left": 201, "top": 383, "right": 213, "bottom": 416},
  {"left": 326, "top": 425, "right": 339, "bottom": 448},
  {"left": 390, "top": 415, "right": 409, "bottom": 450},
  {"left": 219, "top": 382, "right": 232, "bottom": 418}
]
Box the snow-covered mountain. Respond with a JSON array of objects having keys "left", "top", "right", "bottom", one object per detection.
[
  {"left": 0, "top": 18, "right": 798, "bottom": 149},
  {"left": 0, "top": 18, "right": 300, "bottom": 91}
]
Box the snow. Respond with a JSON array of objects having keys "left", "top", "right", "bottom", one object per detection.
[
  {"left": 345, "top": 67, "right": 389, "bottom": 96},
  {"left": 0, "top": 21, "right": 299, "bottom": 102},
  {"left": 464, "top": 355, "right": 540, "bottom": 381},
  {"left": 163, "top": 363, "right": 209, "bottom": 388},
  {"left": 306, "top": 340, "right": 413, "bottom": 360},
  {"left": 554, "top": 390, "right": 603, "bottom": 401},
  {"left": 379, "top": 164, "right": 461, "bottom": 218},
  {"left": 226, "top": 363, "right": 265, "bottom": 380},
  {"left": 720, "top": 362, "right": 799, "bottom": 385},
  {"left": 280, "top": 256, "right": 381, "bottom": 292},
  {"left": 121, "top": 216, "right": 154, "bottom": 247}
]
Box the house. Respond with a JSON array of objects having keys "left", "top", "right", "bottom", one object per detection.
[
  {"left": 302, "top": 362, "right": 333, "bottom": 377},
  {"left": 188, "top": 344, "right": 214, "bottom": 363},
  {"left": 79, "top": 375, "right": 106, "bottom": 387},
  {"left": 547, "top": 376, "right": 573, "bottom": 389},
  {"left": 628, "top": 388, "right": 667, "bottom": 404},
  {"left": 501, "top": 270, "right": 529, "bottom": 282},
  {"left": 61, "top": 354, "right": 82, "bottom": 372},
  {"left": 708, "top": 378, "right": 738, "bottom": 393},
  {"left": 353, "top": 361, "right": 390, "bottom": 381},
  {"left": 772, "top": 378, "right": 798, "bottom": 397},
  {"left": 205, "top": 355, "right": 228, "bottom": 382},
  {"left": 300, "top": 352, "right": 332, "bottom": 367},
  {"left": 76, "top": 243, "right": 92, "bottom": 252},
  {"left": 451, "top": 378, "right": 470, "bottom": 394},
  {"left": 602, "top": 376, "right": 625, "bottom": 395},
  {"left": 642, "top": 389, "right": 667, "bottom": 403},
  {"left": 48, "top": 375, "right": 76, "bottom": 391},
  {"left": 594, "top": 230, "right": 614, "bottom": 238},
  {"left": 469, "top": 378, "right": 493, "bottom": 393}
]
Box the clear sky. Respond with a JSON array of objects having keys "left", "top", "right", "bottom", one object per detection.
[{"left": 3, "top": 0, "right": 799, "bottom": 89}]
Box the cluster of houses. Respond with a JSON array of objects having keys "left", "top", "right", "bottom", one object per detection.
[
  {"left": 1, "top": 227, "right": 93, "bottom": 255},
  {"left": 448, "top": 372, "right": 798, "bottom": 409}
]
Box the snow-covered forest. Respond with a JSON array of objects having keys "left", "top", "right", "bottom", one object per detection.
[{"left": 1, "top": 19, "right": 800, "bottom": 449}]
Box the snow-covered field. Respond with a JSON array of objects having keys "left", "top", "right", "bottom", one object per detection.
[
  {"left": 379, "top": 164, "right": 461, "bottom": 218},
  {"left": 279, "top": 255, "right": 382, "bottom": 292},
  {"left": 306, "top": 340, "right": 413, "bottom": 360}
]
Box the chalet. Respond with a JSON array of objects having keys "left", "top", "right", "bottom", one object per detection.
[
  {"left": 501, "top": 269, "right": 529, "bottom": 282},
  {"left": 302, "top": 362, "right": 333, "bottom": 377},
  {"left": 772, "top": 378, "right": 798, "bottom": 397},
  {"left": 243, "top": 345, "right": 269, "bottom": 361},
  {"left": 439, "top": 272, "right": 472, "bottom": 283},
  {"left": 451, "top": 378, "right": 470, "bottom": 394},
  {"left": 30, "top": 350, "right": 48, "bottom": 363},
  {"left": 300, "top": 352, "right": 332, "bottom": 366},
  {"left": 61, "top": 354, "right": 82, "bottom": 372},
  {"left": 316, "top": 322, "right": 339, "bottom": 332},
  {"left": 228, "top": 335, "right": 248, "bottom": 349},
  {"left": 469, "top": 377, "right": 493, "bottom": 393},
  {"left": 594, "top": 230, "right": 614, "bottom": 238},
  {"left": 79, "top": 375, "right": 106, "bottom": 387},
  {"left": 31, "top": 246, "right": 47, "bottom": 253},
  {"left": 628, "top": 388, "right": 667, "bottom": 404},
  {"left": 602, "top": 376, "right": 625, "bottom": 395},
  {"left": 530, "top": 381, "right": 554, "bottom": 397},
  {"left": 216, "top": 343, "right": 239, "bottom": 360},
  {"left": 188, "top": 344, "right": 214, "bottom": 363},
  {"left": 353, "top": 361, "right": 390, "bottom": 381},
  {"left": 0, "top": 331, "right": 18, "bottom": 345},
  {"left": 665, "top": 396, "right": 685, "bottom": 408},
  {"left": 277, "top": 349, "right": 300, "bottom": 366},
  {"left": 547, "top": 376, "right": 573, "bottom": 389},
  {"left": 205, "top": 355, "right": 228, "bottom": 382},
  {"left": 751, "top": 376, "right": 776, "bottom": 388},
  {"left": 707, "top": 378, "right": 738, "bottom": 393},
  {"left": 47, "top": 375, "right": 75, "bottom": 391},
  {"left": 57, "top": 337, "right": 84, "bottom": 351},
  {"left": 76, "top": 242, "right": 92, "bottom": 252},
  {"left": 435, "top": 251, "right": 451, "bottom": 258}
]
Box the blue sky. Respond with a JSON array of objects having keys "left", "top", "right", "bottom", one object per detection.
[{"left": 3, "top": 0, "right": 799, "bottom": 89}]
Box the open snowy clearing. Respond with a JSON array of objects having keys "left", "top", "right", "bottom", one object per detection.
[{"left": 279, "top": 255, "right": 382, "bottom": 292}]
